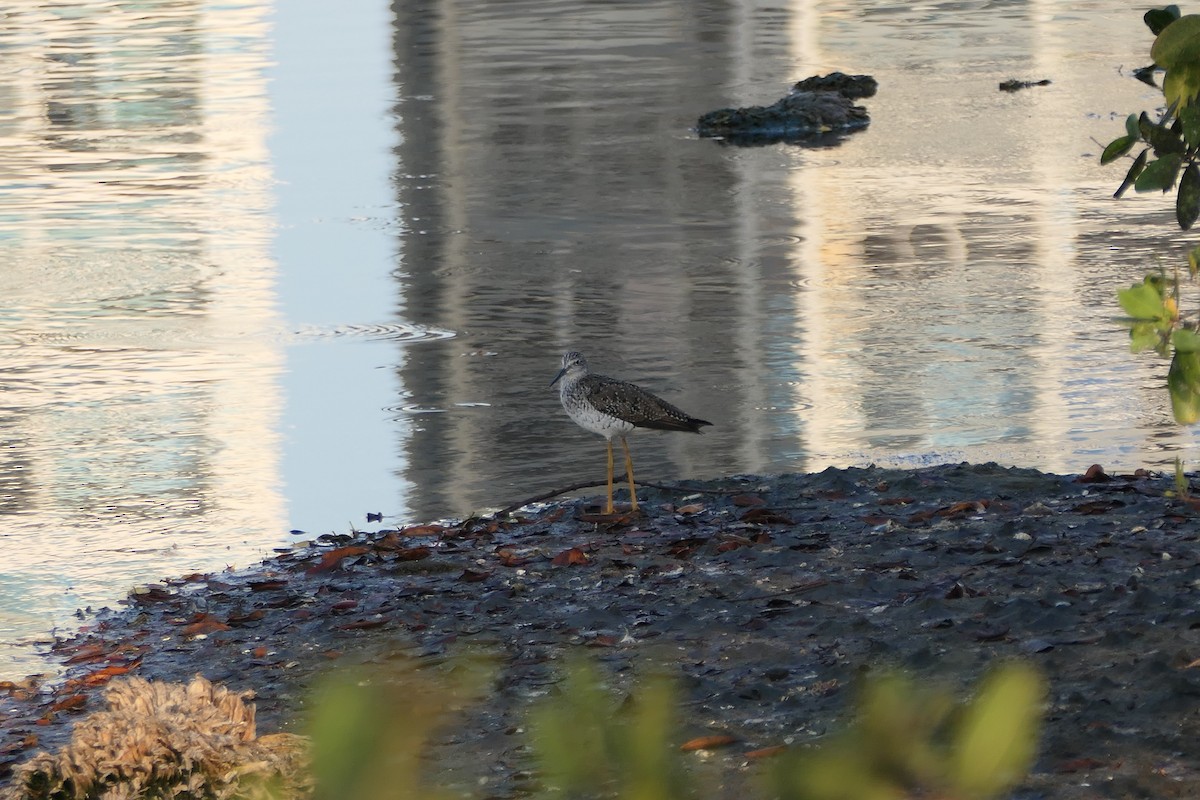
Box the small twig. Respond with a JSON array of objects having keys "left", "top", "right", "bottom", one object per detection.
[
  {"left": 495, "top": 480, "right": 610, "bottom": 517},
  {"left": 497, "top": 475, "right": 744, "bottom": 517},
  {"left": 632, "top": 478, "right": 749, "bottom": 496}
]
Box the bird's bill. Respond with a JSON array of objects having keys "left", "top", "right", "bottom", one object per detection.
[{"left": 549, "top": 367, "right": 567, "bottom": 388}]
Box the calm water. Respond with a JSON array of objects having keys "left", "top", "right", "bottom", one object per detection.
[{"left": 0, "top": 0, "right": 1191, "bottom": 677}]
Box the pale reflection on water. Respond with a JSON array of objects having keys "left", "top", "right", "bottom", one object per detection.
[
  {"left": 0, "top": 1, "right": 284, "bottom": 676},
  {"left": 3, "top": 0, "right": 1199, "bottom": 678}
]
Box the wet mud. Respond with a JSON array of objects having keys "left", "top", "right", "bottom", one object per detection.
[{"left": 2, "top": 462, "right": 1199, "bottom": 799}]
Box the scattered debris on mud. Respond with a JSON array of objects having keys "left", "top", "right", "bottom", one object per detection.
[{"left": 2, "top": 462, "right": 1199, "bottom": 799}]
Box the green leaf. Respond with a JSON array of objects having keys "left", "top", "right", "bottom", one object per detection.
[
  {"left": 1138, "top": 111, "right": 1158, "bottom": 140},
  {"left": 1188, "top": 245, "right": 1200, "bottom": 277},
  {"left": 1134, "top": 152, "right": 1183, "bottom": 192},
  {"left": 1181, "top": 105, "right": 1200, "bottom": 147},
  {"left": 1179, "top": 163, "right": 1200, "bottom": 228},
  {"left": 1118, "top": 278, "right": 1167, "bottom": 319},
  {"left": 1115, "top": 149, "right": 1149, "bottom": 197},
  {"left": 1149, "top": 120, "right": 1187, "bottom": 154},
  {"left": 949, "top": 664, "right": 1045, "bottom": 800},
  {"left": 1131, "top": 322, "right": 1165, "bottom": 353},
  {"left": 1169, "top": 348, "right": 1200, "bottom": 424},
  {"left": 1101, "top": 135, "right": 1135, "bottom": 165},
  {"left": 1147, "top": 6, "right": 1183, "bottom": 36},
  {"left": 1126, "top": 112, "right": 1142, "bottom": 139},
  {"left": 1164, "top": 62, "right": 1200, "bottom": 110},
  {"left": 1152, "top": 14, "right": 1200, "bottom": 70},
  {"left": 1173, "top": 328, "right": 1200, "bottom": 352}
]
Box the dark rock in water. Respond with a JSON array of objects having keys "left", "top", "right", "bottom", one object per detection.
[
  {"left": 697, "top": 71, "right": 877, "bottom": 146},
  {"left": 999, "top": 78, "right": 1052, "bottom": 92},
  {"left": 791, "top": 72, "right": 878, "bottom": 99}
]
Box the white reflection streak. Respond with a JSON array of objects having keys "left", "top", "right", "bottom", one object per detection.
[
  {"left": 1026, "top": 3, "right": 1081, "bottom": 473},
  {"left": 789, "top": 0, "right": 850, "bottom": 467},
  {"left": 0, "top": 0, "right": 283, "bottom": 673}
]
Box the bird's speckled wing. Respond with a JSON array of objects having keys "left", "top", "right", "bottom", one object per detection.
[{"left": 580, "top": 374, "right": 710, "bottom": 433}]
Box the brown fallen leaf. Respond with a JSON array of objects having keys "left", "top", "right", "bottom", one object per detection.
[
  {"left": 552, "top": 547, "right": 590, "bottom": 566},
  {"left": 49, "top": 694, "right": 87, "bottom": 714},
  {"left": 80, "top": 661, "right": 141, "bottom": 686},
  {"left": 306, "top": 545, "right": 370, "bottom": 575},
  {"left": 496, "top": 549, "right": 531, "bottom": 567},
  {"left": 395, "top": 546, "right": 432, "bottom": 561},
  {"left": 1, "top": 731, "right": 37, "bottom": 754},
  {"left": 63, "top": 644, "right": 109, "bottom": 665},
  {"left": 129, "top": 585, "right": 176, "bottom": 605},
  {"left": 399, "top": 523, "right": 447, "bottom": 537},
  {"left": 586, "top": 634, "right": 619, "bottom": 647},
  {"left": 248, "top": 578, "right": 289, "bottom": 592},
  {"left": 1057, "top": 757, "right": 1108, "bottom": 773},
  {"left": 732, "top": 494, "right": 765, "bottom": 507},
  {"left": 666, "top": 537, "right": 707, "bottom": 558},
  {"left": 937, "top": 500, "right": 989, "bottom": 517},
  {"left": 676, "top": 503, "right": 705, "bottom": 515},
  {"left": 745, "top": 745, "right": 788, "bottom": 760},
  {"left": 370, "top": 531, "right": 404, "bottom": 550},
  {"left": 680, "top": 734, "right": 737, "bottom": 752},
  {"left": 878, "top": 496, "right": 915, "bottom": 506},
  {"left": 226, "top": 609, "right": 266, "bottom": 626},
  {"left": 180, "top": 614, "right": 232, "bottom": 638},
  {"left": 1076, "top": 464, "right": 1111, "bottom": 483}
]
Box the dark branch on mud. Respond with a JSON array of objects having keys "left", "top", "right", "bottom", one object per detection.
[{"left": 498, "top": 476, "right": 742, "bottom": 517}]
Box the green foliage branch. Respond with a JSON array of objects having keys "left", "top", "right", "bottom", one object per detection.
[{"left": 1104, "top": 6, "right": 1200, "bottom": 422}]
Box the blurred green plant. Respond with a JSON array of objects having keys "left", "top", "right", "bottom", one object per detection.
[
  {"left": 529, "top": 658, "right": 692, "bottom": 800},
  {"left": 765, "top": 663, "right": 1045, "bottom": 800},
  {"left": 306, "top": 654, "right": 492, "bottom": 800},
  {"left": 527, "top": 659, "right": 1043, "bottom": 800},
  {"left": 1103, "top": 6, "right": 1200, "bottom": 422},
  {"left": 1163, "top": 454, "right": 1194, "bottom": 498},
  {"left": 302, "top": 655, "right": 1043, "bottom": 800}
]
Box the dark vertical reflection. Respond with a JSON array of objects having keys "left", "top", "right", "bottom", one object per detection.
[{"left": 387, "top": 1, "right": 768, "bottom": 520}]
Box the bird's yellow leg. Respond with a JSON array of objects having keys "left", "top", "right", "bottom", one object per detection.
[
  {"left": 605, "top": 438, "right": 616, "bottom": 514},
  {"left": 620, "top": 436, "right": 639, "bottom": 512}
]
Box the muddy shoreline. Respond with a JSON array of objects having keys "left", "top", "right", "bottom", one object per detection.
[{"left": 3, "top": 462, "right": 1200, "bottom": 798}]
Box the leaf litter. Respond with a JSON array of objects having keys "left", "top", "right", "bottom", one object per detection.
[{"left": 1, "top": 462, "right": 1199, "bottom": 799}]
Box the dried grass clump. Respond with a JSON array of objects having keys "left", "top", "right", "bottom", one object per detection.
[{"left": 2, "top": 675, "right": 310, "bottom": 800}]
